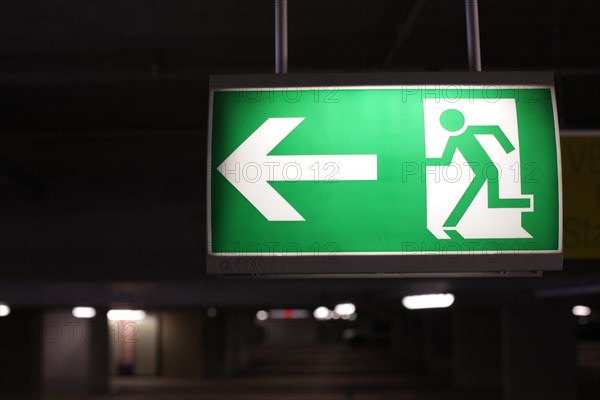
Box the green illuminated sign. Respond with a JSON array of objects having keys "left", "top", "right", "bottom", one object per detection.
[{"left": 207, "top": 74, "right": 562, "bottom": 275}]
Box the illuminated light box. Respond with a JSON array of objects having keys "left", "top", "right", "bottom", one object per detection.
[{"left": 207, "top": 73, "right": 562, "bottom": 276}]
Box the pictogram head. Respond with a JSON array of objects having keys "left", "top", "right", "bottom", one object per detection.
[{"left": 440, "top": 109, "right": 465, "bottom": 133}]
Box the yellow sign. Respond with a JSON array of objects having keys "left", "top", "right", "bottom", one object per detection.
[{"left": 562, "top": 136, "right": 600, "bottom": 259}]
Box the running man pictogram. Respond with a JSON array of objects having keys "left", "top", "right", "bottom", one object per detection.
[{"left": 427, "top": 109, "right": 532, "bottom": 230}]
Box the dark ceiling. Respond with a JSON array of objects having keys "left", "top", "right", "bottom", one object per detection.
[
  {"left": 0, "top": 0, "right": 598, "bottom": 307},
  {"left": 0, "top": 0, "right": 599, "bottom": 131}
]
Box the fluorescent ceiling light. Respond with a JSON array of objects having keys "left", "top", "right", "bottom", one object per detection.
[
  {"left": 0, "top": 304, "right": 10, "bottom": 317},
  {"left": 334, "top": 303, "right": 356, "bottom": 316},
  {"left": 313, "top": 306, "right": 331, "bottom": 320},
  {"left": 402, "top": 294, "right": 455, "bottom": 310},
  {"left": 72, "top": 307, "right": 96, "bottom": 319},
  {"left": 572, "top": 305, "right": 591, "bottom": 317},
  {"left": 256, "top": 310, "right": 269, "bottom": 321},
  {"left": 107, "top": 309, "right": 146, "bottom": 321}
]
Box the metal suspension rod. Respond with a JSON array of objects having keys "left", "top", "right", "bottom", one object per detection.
[
  {"left": 275, "top": 0, "right": 288, "bottom": 74},
  {"left": 465, "top": 0, "right": 482, "bottom": 71}
]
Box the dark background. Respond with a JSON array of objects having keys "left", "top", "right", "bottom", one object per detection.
[{"left": 0, "top": 1, "right": 598, "bottom": 399}]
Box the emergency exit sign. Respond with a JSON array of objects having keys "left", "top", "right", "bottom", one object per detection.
[{"left": 207, "top": 73, "right": 562, "bottom": 275}]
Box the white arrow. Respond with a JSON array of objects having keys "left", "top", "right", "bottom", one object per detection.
[{"left": 217, "top": 117, "right": 378, "bottom": 221}]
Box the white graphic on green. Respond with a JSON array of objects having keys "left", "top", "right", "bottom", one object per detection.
[
  {"left": 217, "top": 118, "right": 378, "bottom": 221},
  {"left": 424, "top": 99, "right": 534, "bottom": 240}
]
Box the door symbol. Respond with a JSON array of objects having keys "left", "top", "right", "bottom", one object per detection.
[{"left": 424, "top": 99, "right": 534, "bottom": 239}]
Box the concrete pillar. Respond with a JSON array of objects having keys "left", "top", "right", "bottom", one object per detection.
[
  {"left": 223, "top": 311, "right": 254, "bottom": 375},
  {"left": 235, "top": 312, "right": 255, "bottom": 371},
  {"left": 0, "top": 309, "right": 42, "bottom": 395},
  {"left": 89, "top": 308, "right": 109, "bottom": 393},
  {"left": 133, "top": 313, "right": 160, "bottom": 376},
  {"left": 202, "top": 308, "right": 225, "bottom": 377},
  {"left": 202, "top": 309, "right": 257, "bottom": 377},
  {"left": 395, "top": 311, "right": 427, "bottom": 368},
  {"left": 160, "top": 311, "right": 202, "bottom": 377},
  {"left": 423, "top": 310, "right": 452, "bottom": 372},
  {"left": 453, "top": 308, "right": 503, "bottom": 389},
  {"left": 223, "top": 312, "right": 237, "bottom": 376},
  {"left": 502, "top": 304, "right": 577, "bottom": 400},
  {"left": 41, "top": 309, "right": 108, "bottom": 396}
]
